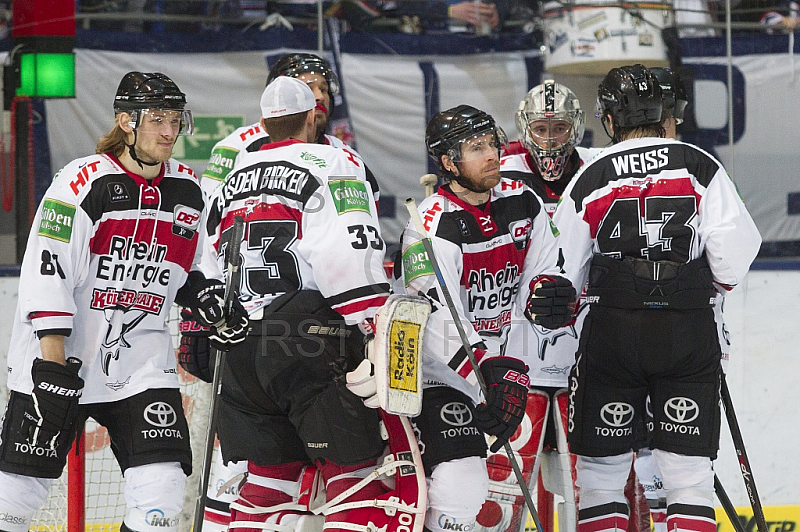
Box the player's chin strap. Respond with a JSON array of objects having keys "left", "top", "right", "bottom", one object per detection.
[{"left": 124, "top": 129, "right": 160, "bottom": 170}]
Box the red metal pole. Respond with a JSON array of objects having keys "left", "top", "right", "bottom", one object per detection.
[{"left": 67, "top": 431, "right": 85, "bottom": 532}]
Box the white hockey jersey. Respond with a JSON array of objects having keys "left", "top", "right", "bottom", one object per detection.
[
  {"left": 500, "top": 146, "right": 601, "bottom": 387},
  {"left": 201, "top": 122, "right": 380, "bottom": 205},
  {"left": 7, "top": 154, "right": 205, "bottom": 403},
  {"left": 553, "top": 137, "right": 762, "bottom": 297},
  {"left": 396, "top": 179, "right": 563, "bottom": 404},
  {"left": 198, "top": 139, "right": 389, "bottom": 325}
]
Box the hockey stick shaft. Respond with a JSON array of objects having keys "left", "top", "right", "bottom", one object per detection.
[
  {"left": 193, "top": 215, "right": 246, "bottom": 532},
  {"left": 720, "top": 374, "right": 768, "bottom": 532},
  {"left": 715, "top": 474, "right": 747, "bottom": 532},
  {"left": 404, "top": 198, "right": 544, "bottom": 532}
]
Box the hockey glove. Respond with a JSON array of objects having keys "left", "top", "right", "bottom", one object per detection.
[
  {"left": 474, "top": 356, "right": 529, "bottom": 453},
  {"left": 209, "top": 298, "right": 250, "bottom": 352},
  {"left": 190, "top": 278, "right": 227, "bottom": 328},
  {"left": 178, "top": 308, "right": 215, "bottom": 382},
  {"left": 23, "top": 357, "right": 84, "bottom": 451},
  {"left": 525, "top": 275, "right": 577, "bottom": 330}
]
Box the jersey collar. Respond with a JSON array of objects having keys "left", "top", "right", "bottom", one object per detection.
[
  {"left": 438, "top": 184, "right": 497, "bottom": 236},
  {"left": 107, "top": 153, "right": 165, "bottom": 187},
  {"left": 259, "top": 138, "right": 305, "bottom": 151}
]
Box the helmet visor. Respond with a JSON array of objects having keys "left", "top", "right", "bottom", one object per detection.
[
  {"left": 130, "top": 109, "right": 194, "bottom": 136},
  {"left": 448, "top": 129, "right": 508, "bottom": 162}
]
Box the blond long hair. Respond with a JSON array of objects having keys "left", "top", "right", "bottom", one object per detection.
[{"left": 95, "top": 117, "right": 129, "bottom": 157}]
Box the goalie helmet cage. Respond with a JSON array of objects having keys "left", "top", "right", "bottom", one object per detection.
[{"left": 30, "top": 305, "right": 213, "bottom": 532}]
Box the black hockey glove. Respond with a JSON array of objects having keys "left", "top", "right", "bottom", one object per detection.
[
  {"left": 474, "top": 356, "right": 529, "bottom": 453},
  {"left": 178, "top": 308, "right": 215, "bottom": 382},
  {"left": 23, "top": 357, "right": 84, "bottom": 451},
  {"left": 190, "top": 278, "right": 227, "bottom": 328},
  {"left": 209, "top": 298, "right": 250, "bottom": 352},
  {"left": 525, "top": 275, "right": 577, "bottom": 330}
]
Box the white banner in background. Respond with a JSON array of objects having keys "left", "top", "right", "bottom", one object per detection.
[{"left": 44, "top": 48, "right": 800, "bottom": 245}]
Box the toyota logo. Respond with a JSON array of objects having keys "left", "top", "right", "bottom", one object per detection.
[
  {"left": 144, "top": 402, "right": 177, "bottom": 428},
  {"left": 664, "top": 397, "right": 699, "bottom": 423},
  {"left": 600, "top": 402, "right": 634, "bottom": 428},
  {"left": 440, "top": 402, "right": 472, "bottom": 427}
]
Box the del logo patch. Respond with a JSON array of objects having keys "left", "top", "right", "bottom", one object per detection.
[
  {"left": 38, "top": 199, "right": 76, "bottom": 243},
  {"left": 173, "top": 204, "right": 201, "bottom": 239},
  {"left": 328, "top": 179, "right": 370, "bottom": 215},
  {"left": 402, "top": 241, "right": 434, "bottom": 286}
]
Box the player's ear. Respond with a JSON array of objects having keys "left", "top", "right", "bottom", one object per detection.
[
  {"left": 442, "top": 155, "right": 458, "bottom": 176},
  {"left": 118, "top": 112, "right": 134, "bottom": 134}
]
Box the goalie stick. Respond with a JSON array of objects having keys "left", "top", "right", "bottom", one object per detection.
[
  {"left": 404, "top": 198, "right": 545, "bottom": 532},
  {"left": 192, "top": 215, "right": 246, "bottom": 532},
  {"left": 720, "top": 374, "right": 768, "bottom": 532}
]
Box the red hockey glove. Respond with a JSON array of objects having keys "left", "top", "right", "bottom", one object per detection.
[
  {"left": 525, "top": 275, "right": 577, "bottom": 329},
  {"left": 178, "top": 308, "right": 215, "bottom": 382},
  {"left": 474, "top": 356, "right": 529, "bottom": 453},
  {"left": 23, "top": 357, "right": 84, "bottom": 451}
]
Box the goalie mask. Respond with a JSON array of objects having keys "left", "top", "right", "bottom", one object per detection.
[
  {"left": 516, "top": 80, "right": 585, "bottom": 181},
  {"left": 596, "top": 64, "right": 663, "bottom": 139}
]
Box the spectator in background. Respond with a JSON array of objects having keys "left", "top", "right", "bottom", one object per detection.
[
  {"left": 761, "top": 0, "right": 798, "bottom": 31},
  {"left": 389, "top": 0, "right": 509, "bottom": 33}
]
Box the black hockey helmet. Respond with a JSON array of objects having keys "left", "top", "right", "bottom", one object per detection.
[
  {"left": 650, "top": 67, "right": 688, "bottom": 124},
  {"left": 426, "top": 104, "right": 507, "bottom": 163},
  {"left": 113, "top": 72, "right": 187, "bottom": 114},
  {"left": 596, "top": 64, "right": 663, "bottom": 129},
  {"left": 266, "top": 53, "right": 340, "bottom": 97}
]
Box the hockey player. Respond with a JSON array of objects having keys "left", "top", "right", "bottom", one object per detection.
[
  {"left": 197, "top": 76, "right": 425, "bottom": 532},
  {"left": 478, "top": 80, "right": 601, "bottom": 532},
  {"left": 199, "top": 52, "right": 379, "bottom": 202},
  {"left": 0, "top": 72, "right": 221, "bottom": 532},
  {"left": 183, "top": 52, "right": 383, "bottom": 532},
  {"left": 553, "top": 64, "right": 761, "bottom": 532},
  {"left": 397, "top": 104, "right": 577, "bottom": 532}
]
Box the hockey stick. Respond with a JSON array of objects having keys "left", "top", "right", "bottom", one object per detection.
[
  {"left": 715, "top": 474, "right": 747, "bottom": 532},
  {"left": 720, "top": 373, "right": 768, "bottom": 532},
  {"left": 192, "top": 215, "right": 246, "bottom": 532},
  {"left": 420, "top": 173, "right": 437, "bottom": 198},
  {"left": 404, "top": 198, "right": 545, "bottom": 532}
]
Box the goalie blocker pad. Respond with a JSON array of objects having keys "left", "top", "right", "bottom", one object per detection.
[
  {"left": 372, "top": 295, "right": 431, "bottom": 417},
  {"left": 315, "top": 411, "right": 427, "bottom": 532}
]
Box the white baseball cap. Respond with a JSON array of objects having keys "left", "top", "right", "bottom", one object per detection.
[{"left": 260, "top": 76, "right": 316, "bottom": 118}]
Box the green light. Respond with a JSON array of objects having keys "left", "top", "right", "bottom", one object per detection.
[{"left": 18, "top": 53, "right": 75, "bottom": 98}]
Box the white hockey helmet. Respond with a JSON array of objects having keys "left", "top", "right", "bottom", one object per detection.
[{"left": 516, "top": 80, "right": 585, "bottom": 181}]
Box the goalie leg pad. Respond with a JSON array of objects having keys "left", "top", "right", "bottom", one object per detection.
[
  {"left": 546, "top": 389, "right": 578, "bottom": 532},
  {"left": 426, "top": 456, "right": 488, "bottom": 532},
  {"left": 123, "top": 462, "right": 185, "bottom": 532},
  {"left": 229, "top": 461, "right": 323, "bottom": 532},
  {"left": 476, "top": 388, "right": 549, "bottom": 532},
  {"left": 315, "top": 412, "right": 426, "bottom": 532}
]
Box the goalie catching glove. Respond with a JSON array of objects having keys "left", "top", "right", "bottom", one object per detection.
[
  {"left": 525, "top": 275, "right": 577, "bottom": 329},
  {"left": 474, "top": 356, "right": 529, "bottom": 452},
  {"left": 22, "top": 357, "right": 84, "bottom": 451}
]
